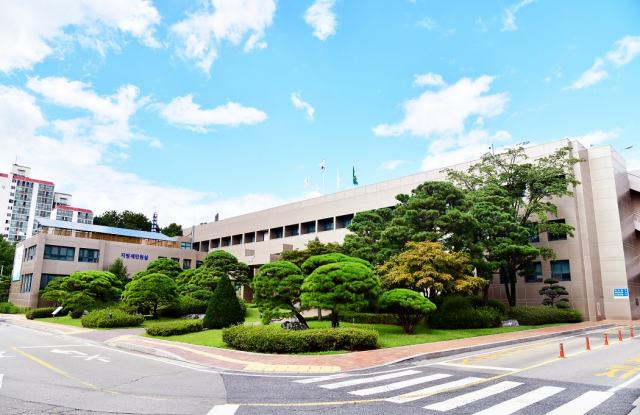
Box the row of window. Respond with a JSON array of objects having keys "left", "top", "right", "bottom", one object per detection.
[
  {"left": 500, "top": 260, "right": 572, "bottom": 283},
  {"left": 42, "top": 245, "right": 99, "bottom": 263},
  {"left": 528, "top": 219, "right": 568, "bottom": 243},
  {"left": 159, "top": 256, "right": 203, "bottom": 270}
]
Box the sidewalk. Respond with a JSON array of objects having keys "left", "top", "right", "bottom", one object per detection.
[{"left": 3, "top": 315, "right": 632, "bottom": 373}]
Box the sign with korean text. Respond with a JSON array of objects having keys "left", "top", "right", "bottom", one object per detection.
[
  {"left": 121, "top": 253, "right": 149, "bottom": 261},
  {"left": 613, "top": 288, "right": 629, "bottom": 299}
]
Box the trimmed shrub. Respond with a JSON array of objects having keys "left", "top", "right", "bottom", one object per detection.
[
  {"left": 379, "top": 289, "right": 437, "bottom": 334},
  {"left": 467, "top": 296, "right": 507, "bottom": 316},
  {"left": 222, "top": 325, "right": 378, "bottom": 353},
  {"left": 338, "top": 312, "right": 398, "bottom": 325},
  {"left": 507, "top": 306, "right": 583, "bottom": 325},
  {"left": 158, "top": 295, "right": 210, "bottom": 318},
  {"left": 429, "top": 307, "right": 502, "bottom": 329},
  {"left": 69, "top": 301, "right": 136, "bottom": 319},
  {"left": 238, "top": 297, "right": 248, "bottom": 315},
  {"left": 145, "top": 319, "right": 203, "bottom": 336},
  {"left": 81, "top": 309, "right": 145, "bottom": 328},
  {"left": 0, "top": 302, "right": 18, "bottom": 314},
  {"left": 26, "top": 307, "right": 57, "bottom": 320},
  {"left": 203, "top": 275, "right": 245, "bottom": 329},
  {"left": 440, "top": 296, "right": 473, "bottom": 313}
]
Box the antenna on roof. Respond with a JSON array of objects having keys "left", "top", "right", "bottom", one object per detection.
[{"left": 151, "top": 206, "right": 158, "bottom": 233}]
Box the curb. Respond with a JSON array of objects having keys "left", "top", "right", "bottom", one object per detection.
[
  {"left": 2, "top": 319, "right": 67, "bottom": 337},
  {"left": 105, "top": 323, "right": 617, "bottom": 373}
]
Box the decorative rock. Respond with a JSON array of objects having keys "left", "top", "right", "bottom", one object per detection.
[
  {"left": 180, "top": 314, "right": 205, "bottom": 320},
  {"left": 501, "top": 319, "right": 519, "bottom": 327}
]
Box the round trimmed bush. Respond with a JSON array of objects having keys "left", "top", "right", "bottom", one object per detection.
[
  {"left": 0, "top": 302, "right": 18, "bottom": 314},
  {"left": 145, "top": 319, "right": 203, "bottom": 336},
  {"left": 440, "top": 296, "right": 473, "bottom": 312},
  {"left": 222, "top": 325, "right": 378, "bottom": 353},
  {"left": 26, "top": 307, "right": 57, "bottom": 320},
  {"left": 81, "top": 309, "right": 144, "bottom": 328},
  {"left": 378, "top": 289, "right": 437, "bottom": 334}
]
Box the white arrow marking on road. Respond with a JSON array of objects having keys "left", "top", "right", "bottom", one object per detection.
[
  {"left": 207, "top": 405, "right": 239, "bottom": 415},
  {"left": 74, "top": 354, "right": 110, "bottom": 363},
  {"left": 0, "top": 350, "right": 14, "bottom": 358},
  {"left": 50, "top": 349, "right": 87, "bottom": 356},
  {"left": 0, "top": 374, "right": 3, "bottom": 389}
]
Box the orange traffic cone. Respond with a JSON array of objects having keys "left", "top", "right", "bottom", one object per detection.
[
  {"left": 604, "top": 333, "right": 609, "bottom": 345},
  {"left": 619, "top": 330, "right": 623, "bottom": 342},
  {"left": 631, "top": 328, "right": 635, "bottom": 338},
  {"left": 559, "top": 343, "right": 566, "bottom": 358},
  {"left": 586, "top": 337, "right": 591, "bottom": 350}
]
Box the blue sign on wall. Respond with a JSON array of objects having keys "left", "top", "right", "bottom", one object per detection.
[{"left": 613, "top": 288, "right": 629, "bottom": 299}]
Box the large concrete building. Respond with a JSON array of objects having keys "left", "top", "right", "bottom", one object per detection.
[
  {"left": 8, "top": 219, "right": 206, "bottom": 309},
  {"left": 188, "top": 139, "right": 640, "bottom": 321}
]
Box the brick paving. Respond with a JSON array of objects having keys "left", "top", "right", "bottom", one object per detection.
[{"left": 4, "top": 315, "right": 632, "bottom": 373}]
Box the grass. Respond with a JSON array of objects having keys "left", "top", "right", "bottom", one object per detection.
[{"left": 34, "top": 315, "right": 175, "bottom": 330}]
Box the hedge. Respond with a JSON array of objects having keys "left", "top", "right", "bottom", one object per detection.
[
  {"left": 145, "top": 319, "right": 203, "bottom": 336},
  {"left": 429, "top": 307, "right": 502, "bottom": 329},
  {"left": 158, "top": 296, "right": 209, "bottom": 318},
  {"left": 339, "top": 311, "right": 398, "bottom": 325},
  {"left": 81, "top": 309, "right": 145, "bottom": 328},
  {"left": 467, "top": 296, "right": 507, "bottom": 316},
  {"left": 69, "top": 301, "right": 137, "bottom": 319},
  {"left": 0, "top": 302, "right": 18, "bottom": 314},
  {"left": 26, "top": 307, "right": 57, "bottom": 319},
  {"left": 222, "top": 325, "right": 379, "bottom": 353},
  {"left": 507, "top": 306, "right": 583, "bottom": 325}
]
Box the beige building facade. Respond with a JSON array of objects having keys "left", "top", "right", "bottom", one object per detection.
[
  {"left": 189, "top": 139, "right": 640, "bottom": 321},
  {"left": 9, "top": 220, "right": 207, "bottom": 309}
]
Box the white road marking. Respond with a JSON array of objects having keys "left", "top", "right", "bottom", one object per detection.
[
  {"left": 294, "top": 374, "right": 349, "bottom": 384},
  {"left": 608, "top": 372, "right": 640, "bottom": 393},
  {"left": 386, "top": 377, "right": 484, "bottom": 403},
  {"left": 207, "top": 404, "right": 239, "bottom": 414},
  {"left": 0, "top": 350, "right": 14, "bottom": 358},
  {"left": 350, "top": 373, "right": 451, "bottom": 396},
  {"left": 0, "top": 374, "right": 3, "bottom": 388},
  {"left": 546, "top": 391, "right": 614, "bottom": 415},
  {"left": 320, "top": 370, "right": 422, "bottom": 389},
  {"left": 19, "top": 344, "right": 93, "bottom": 349},
  {"left": 423, "top": 381, "right": 522, "bottom": 411},
  {"left": 437, "top": 362, "right": 520, "bottom": 371},
  {"left": 473, "top": 386, "right": 564, "bottom": 415},
  {"left": 75, "top": 354, "right": 110, "bottom": 363},
  {"left": 50, "top": 349, "right": 87, "bottom": 356}
]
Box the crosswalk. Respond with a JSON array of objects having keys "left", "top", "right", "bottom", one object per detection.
[{"left": 294, "top": 369, "right": 616, "bottom": 414}]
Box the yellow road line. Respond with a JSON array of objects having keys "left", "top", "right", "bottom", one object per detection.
[{"left": 11, "top": 347, "right": 170, "bottom": 402}]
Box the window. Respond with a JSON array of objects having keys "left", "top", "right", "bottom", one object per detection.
[
  {"left": 290, "top": 227, "right": 299, "bottom": 236},
  {"left": 551, "top": 260, "right": 571, "bottom": 281},
  {"left": 43, "top": 245, "right": 75, "bottom": 261},
  {"left": 171, "top": 258, "right": 179, "bottom": 263},
  {"left": 181, "top": 242, "right": 192, "bottom": 250},
  {"left": 183, "top": 259, "right": 192, "bottom": 270},
  {"left": 548, "top": 219, "right": 567, "bottom": 241},
  {"left": 525, "top": 262, "right": 543, "bottom": 283},
  {"left": 20, "top": 274, "right": 32, "bottom": 293},
  {"left": 78, "top": 248, "right": 99, "bottom": 263},
  {"left": 40, "top": 274, "right": 67, "bottom": 290},
  {"left": 196, "top": 260, "right": 204, "bottom": 269},
  {"left": 26, "top": 245, "right": 36, "bottom": 261},
  {"left": 324, "top": 221, "right": 334, "bottom": 231}
]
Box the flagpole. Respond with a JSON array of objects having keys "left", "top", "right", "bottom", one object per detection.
[{"left": 322, "top": 159, "right": 325, "bottom": 195}]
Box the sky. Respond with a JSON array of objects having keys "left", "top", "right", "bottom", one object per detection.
[{"left": 0, "top": 0, "right": 639, "bottom": 228}]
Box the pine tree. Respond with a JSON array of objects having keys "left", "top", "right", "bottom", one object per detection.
[{"left": 203, "top": 274, "right": 245, "bottom": 329}]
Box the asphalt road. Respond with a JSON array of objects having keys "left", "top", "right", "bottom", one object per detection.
[{"left": 1, "top": 322, "right": 640, "bottom": 414}]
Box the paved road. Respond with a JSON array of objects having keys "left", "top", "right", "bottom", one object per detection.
[{"left": 2, "top": 322, "right": 640, "bottom": 414}]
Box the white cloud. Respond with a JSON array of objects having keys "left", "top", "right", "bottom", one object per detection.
[
  {"left": 380, "top": 160, "right": 407, "bottom": 170},
  {"left": 26, "top": 76, "right": 151, "bottom": 146},
  {"left": 290, "top": 93, "right": 315, "bottom": 121},
  {"left": 171, "top": 0, "right": 276, "bottom": 73},
  {"left": 543, "top": 77, "right": 551, "bottom": 83},
  {"left": 443, "top": 29, "right": 456, "bottom": 37},
  {"left": 501, "top": 0, "right": 535, "bottom": 32},
  {"left": 567, "top": 129, "right": 620, "bottom": 148},
  {"left": 0, "top": 0, "right": 161, "bottom": 73},
  {"left": 417, "top": 17, "right": 436, "bottom": 30},
  {"left": 373, "top": 74, "right": 509, "bottom": 139},
  {"left": 413, "top": 73, "right": 446, "bottom": 88},
  {"left": 158, "top": 95, "right": 267, "bottom": 132},
  {"left": 0, "top": 84, "right": 315, "bottom": 228},
  {"left": 566, "top": 35, "right": 640, "bottom": 90},
  {"left": 304, "top": 0, "right": 337, "bottom": 40}
]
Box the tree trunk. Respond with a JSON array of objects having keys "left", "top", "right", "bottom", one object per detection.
[
  {"left": 428, "top": 288, "right": 437, "bottom": 303},
  {"left": 502, "top": 270, "right": 515, "bottom": 308},
  {"left": 293, "top": 310, "right": 308, "bottom": 328},
  {"left": 482, "top": 284, "right": 489, "bottom": 307},
  {"left": 317, "top": 307, "right": 322, "bottom": 322},
  {"left": 331, "top": 310, "right": 339, "bottom": 328}
]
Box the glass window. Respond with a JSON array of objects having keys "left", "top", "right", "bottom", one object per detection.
[
  {"left": 181, "top": 242, "right": 192, "bottom": 250},
  {"left": 291, "top": 227, "right": 299, "bottom": 236},
  {"left": 324, "top": 221, "right": 334, "bottom": 231},
  {"left": 548, "top": 219, "right": 567, "bottom": 241},
  {"left": 248, "top": 234, "right": 255, "bottom": 243},
  {"left": 171, "top": 258, "right": 179, "bottom": 263},
  {"left": 43, "top": 245, "right": 75, "bottom": 261},
  {"left": 307, "top": 223, "right": 316, "bottom": 233},
  {"left": 78, "top": 248, "right": 99, "bottom": 263},
  {"left": 525, "top": 262, "right": 543, "bottom": 283},
  {"left": 196, "top": 260, "right": 204, "bottom": 269},
  {"left": 26, "top": 245, "right": 37, "bottom": 261},
  {"left": 40, "top": 274, "right": 67, "bottom": 290},
  {"left": 21, "top": 274, "right": 33, "bottom": 293},
  {"left": 183, "top": 259, "right": 192, "bottom": 270},
  {"left": 343, "top": 217, "right": 353, "bottom": 228},
  {"left": 551, "top": 260, "right": 571, "bottom": 281}
]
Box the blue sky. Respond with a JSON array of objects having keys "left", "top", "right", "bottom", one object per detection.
[{"left": 0, "top": 0, "right": 638, "bottom": 227}]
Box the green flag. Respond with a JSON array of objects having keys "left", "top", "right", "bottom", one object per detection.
[{"left": 352, "top": 165, "right": 358, "bottom": 186}]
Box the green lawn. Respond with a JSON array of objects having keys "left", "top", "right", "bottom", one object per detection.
[{"left": 34, "top": 315, "right": 175, "bottom": 330}]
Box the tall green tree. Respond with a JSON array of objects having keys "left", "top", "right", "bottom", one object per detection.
[
  {"left": 40, "top": 271, "right": 123, "bottom": 310},
  {"left": 203, "top": 251, "right": 250, "bottom": 288},
  {"left": 342, "top": 208, "right": 394, "bottom": 265},
  {"left": 278, "top": 237, "right": 343, "bottom": 268},
  {"left": 108, "top": 258, "right": 130, "bottom": 287},
  {"left": 301, "top": 253, "right": 373, "bottom": 275},
  {"left": 179, "top": 267, "right": 222, "bottom": 301},
  {"left": 93, "top": 210, "right": 152, "bottom": 231},
  {"left": 161, "top": 223, "right": 183, "bottom": 237},
  {"left": 0, "top": 236, "right": 15, "bottom": 301},
  {"left": 301, "top": 262, "right": 380, "bottom": 328},
  {"left": 133, "top": 257, "right": 183, "bottom": 281},
  {"left": 445, "top": 146, "right": 583, "bottom": 305},
  {"left": 203, "top": 274, "right": 245, "bottom": 329},
  {"left": 124, "top": 273, "right": 179, "bottom": 317},
  {"left": 251, "top": 261, "right": 309, "bottom": 326}
]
